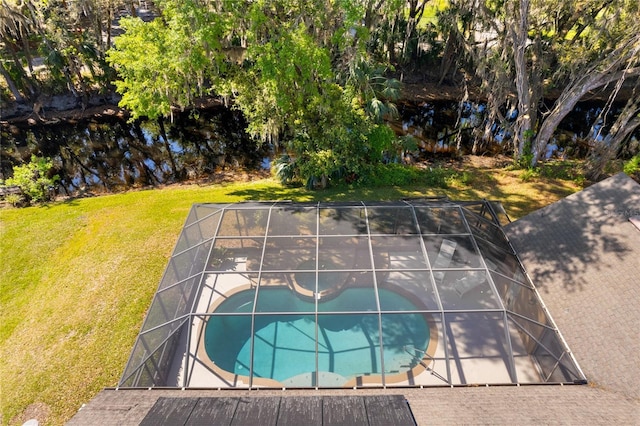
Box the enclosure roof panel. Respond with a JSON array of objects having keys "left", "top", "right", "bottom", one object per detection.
[{"left": 120, "top": 198, "right": 584, "bottom": 389}]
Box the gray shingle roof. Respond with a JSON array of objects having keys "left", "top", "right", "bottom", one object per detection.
[
  {"left": 68, "top": 386, "right": 638, "bottom": 425},
  {"left": 505, "top": 172, "right": 640, "bottom": 401}
]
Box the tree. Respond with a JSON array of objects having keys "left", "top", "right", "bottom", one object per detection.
[
  {"left": 532, "top": 34, "right": 640, "bottom": 164},
  {"left": 435, "top": 0, "right": 640, "bottom": 165},
  {"left": 401, "top": 0, "right": 428, "bottom": 61},
  {"left": 229, "top": 21, "right": 337, "bottom": 142},
  {"left": 225, "top": 1, "right": 403, "bottom": 186},
  {"left": 508, "top": 0, "right": 538, "bottom": 159},
  {"left": 0, "top": 59, "right": 25, "bottom": 102},
  {"left": 0, "top": 0, "right": 36, "bottom": 101},
  {"left": 343, "top": 55, "right": 401, "bottom": 123},
  {"left": 106, "top": 0, "right": 229, "bottom": 120},
  {"left": 585, "top": 79, "right": 640, "bottom": 180},
  {"left": 107, "top": 17, "right": 189, "bottom": 120},
  {"left": 106, "top": 0, "right": 403, "bottom": 187},
  {"left": 0, "top": 0, "right": 140, "bottom": 104}
]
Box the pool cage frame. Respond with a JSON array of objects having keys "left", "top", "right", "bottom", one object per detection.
[{"left": 119, "top": 199, "right": 586, "bottom": 389}]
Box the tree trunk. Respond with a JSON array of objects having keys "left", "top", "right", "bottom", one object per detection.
[
  {"left": 386, "top": 14, "right": 398, "bottom": 64},
  {"left": 532, "top": 67, "right": 640, "bottom": 166},
  {"left": 129, "top": 1, "right": 137, "bottom": 18},
  {"left": 402, "top": 0, "right": 427, "bottom": 62},
  {"left": 106, "top": 0, "right": 113, "bottom": 50},
  {"left": 439, "top": 30, "right": 458, "bottom": 85},
  {"left": 2, "top": 38, "right": 36, "bottom": 98},
  {"left": 157, "top": 117, "right": 180, "bottom": 177},
  {"left": 586, "top": 88, "right": 640, "bottom": 180},
  {"left": 508, "top": 0, "right": 534, "bottom": 159},
  {"left": 585, "top": 116, "right": 640, "bottom": 181},
  {"left": 21, "top": 37, "right": 35, "bottom": 77},
  {"left": 24, "top": 1, "right": 79, "bottom": 97},
  {"left": 0, "top": 60, "right": 25, "bottom": 103}
]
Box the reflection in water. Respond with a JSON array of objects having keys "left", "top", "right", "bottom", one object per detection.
[
  {"left": 1, "top": 107, "right": 269, "bottom": 195},
  {"left": 2, "top": 100, "right": 636, "bottom": 195},
  {"left": 394, "top": 100, "right": 636, "bottom": 159}
]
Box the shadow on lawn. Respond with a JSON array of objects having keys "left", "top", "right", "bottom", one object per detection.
[{"left": 227, "top": 184, "right": 421, "bottom": 204}]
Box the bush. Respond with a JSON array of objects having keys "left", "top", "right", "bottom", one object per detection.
[
  {"left": 272, "top": 154, "right": 298, "bottom": 185},
  {"left": 446, "top": 170, "right": 474, "bottom": 187},
  {"left": 623, "top": 154, "right": 640, "bottom": 176},
  {"left": 424, "top": 165, "right": 458, "bottom": 188},
  {"left": 366, "top": 125, "right": 396, "bottom": 163},
  {"left": 516, "top": 131, "right": 536, "bottom": 169},
  {"left": 298, "top": 150, "right": 340, "bottom": 189},
  {"left": 360, "top": 164, "right": 460, "bottom": 188},
  {"left": 4, "top": 193, "right": 24, "bottom": 207},
  {"left": 359, "top": 163, "right": 423, "bottom": 186},
  {"left": 520, "top": 168, "right": 540, "bottom": 182},
  {"left": 5, "top": 155, "right": 60, "bottom": 204}
]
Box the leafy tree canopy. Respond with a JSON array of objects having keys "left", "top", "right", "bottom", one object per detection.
[{"left": 106, "top": 0, "right": 403, "bottom": 186}]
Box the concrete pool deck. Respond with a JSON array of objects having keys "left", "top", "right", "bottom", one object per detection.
[{"left": 171, "top": 270, "right": 537, "bottom": 389}]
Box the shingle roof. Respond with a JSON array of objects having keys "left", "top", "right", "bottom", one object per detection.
[
  {"left": 504, "top": 172, "right": 640, "bottom": 401},
  {"left": 68, "top": 174, "right": 640, "bottom": 425},
  {"left": 68, "top": 386, "right": 638, "bottom": 425}
]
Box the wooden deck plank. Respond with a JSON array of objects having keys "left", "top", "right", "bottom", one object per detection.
[{"left": 139, "top": 397, "right": 199, "bottom": 426}]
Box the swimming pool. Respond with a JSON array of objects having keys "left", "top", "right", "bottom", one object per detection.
[{"left": 203, "top": 287, "right": 435, "bottom": 387}]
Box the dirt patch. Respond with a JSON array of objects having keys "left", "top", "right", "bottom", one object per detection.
[
  {"left": 401, "top": 81, "right": 485, "bottom": 103},
  {"left": 400, "top": 75, "right": 638, "bottom": 104},
  {"left": 460, "top": 154, "right": 513, "bottom": 169},
  {"left": 200, "top": 168, "right": 271, "bottom": 184},
  {"left": 9, "top": 402, "right": 51, "bottom": 426},
  {"left": 414, "top": 154, "right": 513, "bottom": 171}
]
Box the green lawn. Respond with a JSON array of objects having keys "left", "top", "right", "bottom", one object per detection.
[{"left": 0, "top": 163, "right": 582, "bottom": 425}]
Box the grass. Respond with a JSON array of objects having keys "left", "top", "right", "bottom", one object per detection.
[
  {"left": 623, "top": 153, "right": 640, "bottom": 177},
  {"left": 0, "top": 160, "right": 583, "bottom": 425},
  {"left": 417, "top": 0, "right": 448, "bottom": 27}
]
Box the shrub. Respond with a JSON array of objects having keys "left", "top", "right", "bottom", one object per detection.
[
  {"left": 360, "top": 163, "right": 423, "bottom": 186},
  {"left": 424, "top": 165, "right": 457, "bottom": 188},
  {"left": 446, "top": 170, "right": 474, "bottom": 187},
  {"left": 516, "top": 130, "right": 536, "bottom": 169},
  {"left": 272, "top": 154, "right": 298, "bottom": 185},
  {"left": 298, "top": 150, "right": 340, "bottom": 189},
  {"left": 366, "top": 125, "right": 396, "bottom": 163},
  {"left": 4, "top": 193, "right": 24, "bottom": 207},
  {"left": 520, "top": 168, "right": 540, "bottom": 182},
  {"left": 623, "top": 154, "right": 640, "bottom": 176},
  {"left": 5, "top": 155, "right": 60, "bottom": 204}
]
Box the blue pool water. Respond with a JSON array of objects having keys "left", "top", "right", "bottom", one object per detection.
[{"left": 204, "top": 287, "right": 430, "bottom": 385}]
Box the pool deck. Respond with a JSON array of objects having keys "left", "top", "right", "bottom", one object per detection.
[
  {"left": 68, "top": 174, "right": 640, "bottom": 425},
  {"left": 178, "top": 274, "right": 534, "bottom": 389}
]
